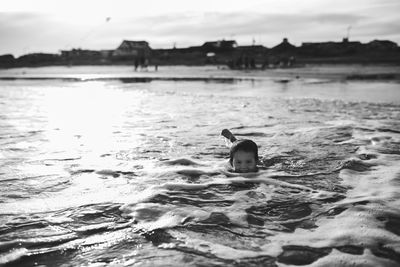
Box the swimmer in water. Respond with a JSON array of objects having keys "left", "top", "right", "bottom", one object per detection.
[{"left": 221, "top": 129, "right": 259, "bottom": 173}]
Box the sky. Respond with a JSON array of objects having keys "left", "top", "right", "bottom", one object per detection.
[{"left": 1, "top": 0, "right": 399, "bottom": 57}]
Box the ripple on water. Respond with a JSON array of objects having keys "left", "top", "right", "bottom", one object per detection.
[{"left": 1, "top": 78, "right": 400, "bottom": 266}]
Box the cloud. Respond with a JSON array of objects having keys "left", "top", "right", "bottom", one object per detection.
[
  {"left": 356, "top": 21, "right": 400, "bottom": 39},
  {"left": 0, "top": 3, "right": 399, "bottom": 56},
  {"left": 68, "top": 11, "right": 400, "bottom": 48},
  {"left": 107, "top": 12, "right": 367, "bottom": 46}
]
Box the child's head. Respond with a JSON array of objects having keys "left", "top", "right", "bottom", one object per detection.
[{"left": 229, "top": 139, "right": 258, "bottom": 173}]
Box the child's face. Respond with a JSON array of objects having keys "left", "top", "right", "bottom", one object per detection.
[{"left": 232, "top": 150, "right": 257, "bottom": 173}]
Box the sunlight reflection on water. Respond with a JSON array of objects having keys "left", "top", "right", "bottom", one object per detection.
[{"left": 0, "top": 72, "right": 400, "bottom": 266}]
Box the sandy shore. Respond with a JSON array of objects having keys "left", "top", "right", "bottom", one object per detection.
[
  {"left": 0, "top": 64, "right": 399, "bottom": 82},
  {"left": 265, "top": 64, "right": 400, "bottom": 81}
]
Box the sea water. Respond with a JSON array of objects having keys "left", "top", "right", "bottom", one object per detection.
[{"left": 0, "top": 66, "right": 399, "bottom": 266}]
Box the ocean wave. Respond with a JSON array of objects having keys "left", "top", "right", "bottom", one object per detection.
[{"left": 1, "top": 76, "right": 400, "bottom": 266}]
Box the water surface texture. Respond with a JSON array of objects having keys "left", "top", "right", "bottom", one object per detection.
[{"left": 1, "top": 66, "right": 400, "bottom": 266}]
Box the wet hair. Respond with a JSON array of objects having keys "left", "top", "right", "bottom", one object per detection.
[{"left": 229, "top": 139, "right": 259, "bottom": 165}]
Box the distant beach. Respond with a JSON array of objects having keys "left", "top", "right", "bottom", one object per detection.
[{"left": 0, "top": 64, "right": 399, "bottom": 83}]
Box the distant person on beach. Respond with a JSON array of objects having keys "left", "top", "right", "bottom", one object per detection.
[
  {"left": 134, "top": 59, "right": 139, "bottom": 71},
  {"left": 221, "top": 129, "right": 259, "bottom": 173}
]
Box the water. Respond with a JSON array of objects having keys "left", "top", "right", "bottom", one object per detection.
[{"left": 0, "top": 66, "right": 400, "bottom": 266}]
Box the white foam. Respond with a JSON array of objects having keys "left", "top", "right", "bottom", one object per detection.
[
  {"left": 261, "top": 204, "right": 400, "bottom": 254},
  {"left": 121, "top": 164, "right": 338, "bottom": 232},
  {"left": 257, "top": 138, "right": 400, "bottom": 264},
  {"left": 302, "top": 248, "right": 398, "bottom": 267},
  {"left": 121, "top": 177, "right": 278, "bottom": 230},
  {"left": 153, "top": 131, "right": 400, "bottom": 264},
  {"left": 172, "top": 231, "right": 267, "bottom": 260},
  {"left": 122, "top": 138, "right": 400, "bottom": 265},
  {"left": 222, "top": 184, "right": 274, "bottom": 227},
  {"left": 228, "top": 175, "right": 319, "bottom": 193},
  {"left": 124, "top": 202, "right": 210, "bottom": 231},
  {"left": 0, "top": 248, "right": 28, "bottom": 265}
]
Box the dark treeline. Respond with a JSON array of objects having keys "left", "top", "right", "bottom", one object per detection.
[{"left": 1, "top": 38, "right": 399, "bottom": 69}]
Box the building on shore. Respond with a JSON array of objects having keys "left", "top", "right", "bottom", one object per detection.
[
  {"left": 271, "top": 38, "right": 297, "bottom": 53},
  {"left": 113, "top": 40, "right": 152, "bottom": 59},
  {"left": 201, "top": 40, "right": 237, "bottom": 52},
  {"left": 263, "top": 38, "right": 297, "bottom": 68},
  {"left": 0, "top": 54, "right": 15, "bottom": 67},
  {"left": 299, "top": 38, "right": 362, "bottom": 56},
  {"left": 365, "top": 40, "right": 398, "bottom": 51},
  {"left": 1, "top": 37, "right": 399, "bottom": 68},
  {"left": 61, "top": 49, "right": 102, "bottom": 59}
]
